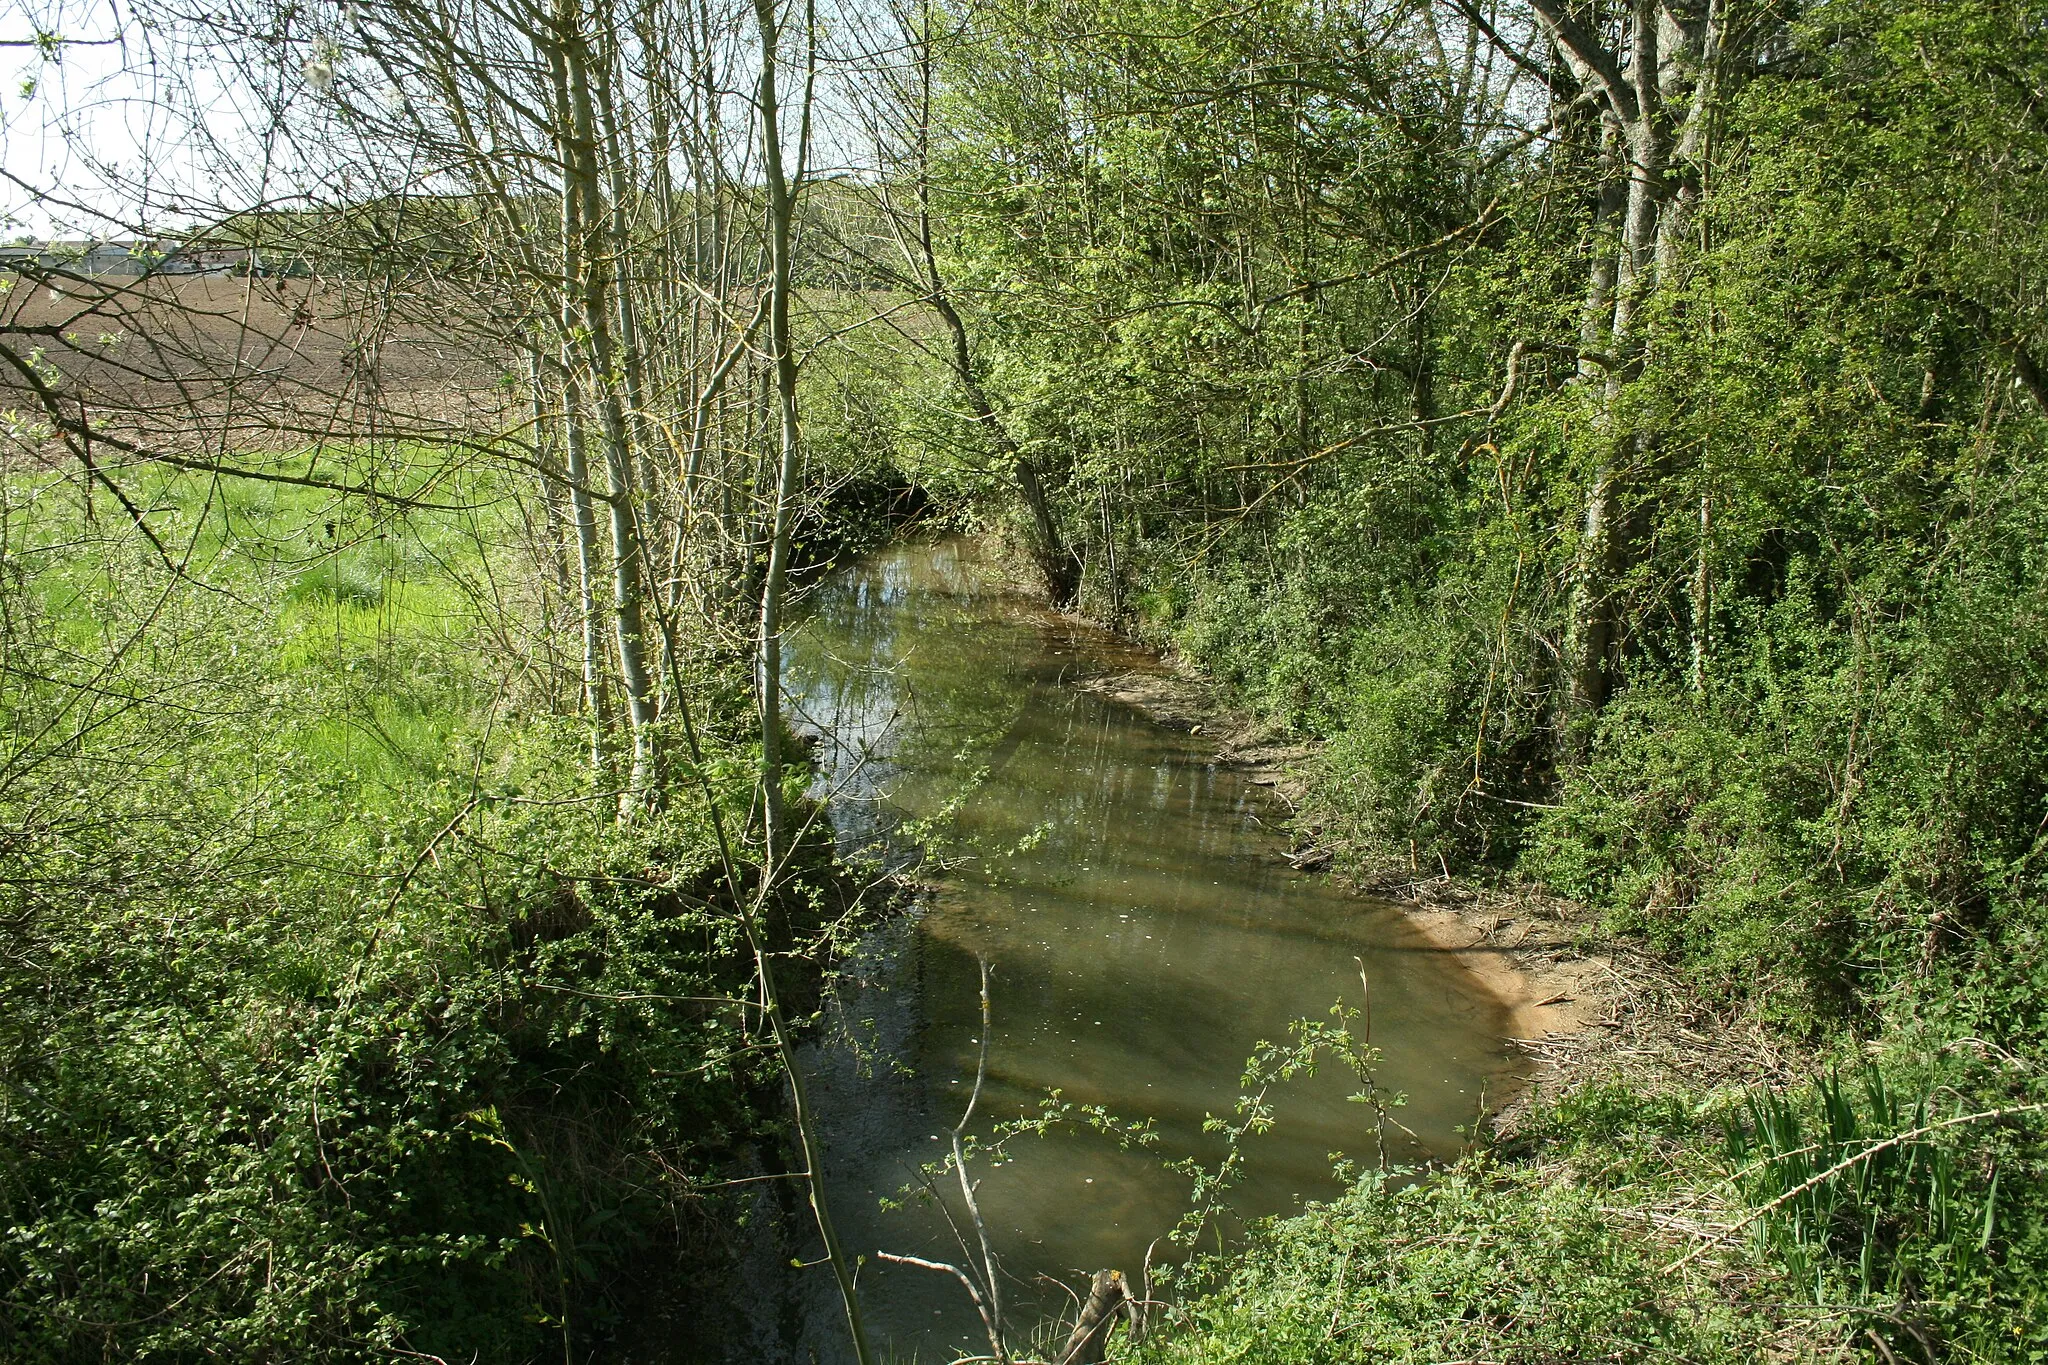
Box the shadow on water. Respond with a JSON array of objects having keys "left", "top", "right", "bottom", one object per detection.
[{"left": 763, "top": 537, "right": 1519, "bottom": 1362}]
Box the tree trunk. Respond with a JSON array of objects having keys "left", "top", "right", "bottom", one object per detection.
[
  {"left": 559, "top": 7, "right": 658, "bottom": 796},
  {"left": 1578, "top": 113, "right": 1626, "bottom": 382},
  {"left": 1691, "top": 493, "right": 1712, "bottom": 692},
  {"left": 559, "top": 345, "right": 611, "bottom": 776},
  {"left": 750, "top": 4, "right": 876, "bottom": 1360},
  {"left": 922, "top": 265, "right": 1076, "bottom": 609},
  {"left": 593, "top": 38, "right": 659, "bottom": 520},
  {"left": 1539, "top": 0, "right": 1672, "bottom": 728},
  {"left": 903, "top": 9, "right": 1079, "bottom": 606}
]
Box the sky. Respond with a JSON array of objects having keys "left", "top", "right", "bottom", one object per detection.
[{"left": 1, "top": 0, "right": 299, "bottom": 239}]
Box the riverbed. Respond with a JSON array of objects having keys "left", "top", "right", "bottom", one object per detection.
[{"left": 778, "top": 537, "right": 1520, "bottom": 1360}]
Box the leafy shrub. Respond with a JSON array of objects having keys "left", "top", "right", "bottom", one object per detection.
[
  {"left": 1130, "top": 1162, "right": 1784, "bottom": 1365},
  {"left": 0, "top": 478, "right": 815, "bottom": 1362}
]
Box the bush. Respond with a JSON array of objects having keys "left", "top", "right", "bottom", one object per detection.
[
  {"left": 1131, "top": 1161, "right": 1786, "bottom": 1365},
  {"left": 0, "top": 476, "right": 812, "bottom": 1362}
]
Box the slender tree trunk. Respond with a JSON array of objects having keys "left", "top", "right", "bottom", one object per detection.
[
  {"left": 594, "top": 39, "right": 659, "bottom": 519},
  {"left": 1656, "top": 0, "right": 1720, "bottom": 283},
  {"left": 751, "top": 3, "right": 875, "bottom": 1360},
  {"left": 922, "top": 291, "right": 1078, "bottom": 603},
  {"left": 1691, "top": 493, "right": 1712, "bottom": 692},
  {"left": 560, "top": 7, "right": 659, "bottom": 796},
  {"left": 1553, "top": 0, "right": 1669, "bottom": 725},
  {"left": 757, "top": 54, "right": 802, "bottom": 864},
  {"left": 1578, "top": 114, "right": 1626, "bottom": 382},
  {"left": 923, "top": 266, "right": 1074, "bottom": 608},
  {"left": 526, "top": 344, "right": 578, "bottom": 711},
  {"left": 560, "top": 345, "right": 611, "bottom": 776},
  {"left": 902, "top": 5, "right": 1078, "bottom": 605},
  {"left": 527, "top": 344, "right": 575, "bottom": 606}
]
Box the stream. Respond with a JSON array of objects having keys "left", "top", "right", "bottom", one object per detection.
[{"left": 773, "top": 537, "right": 1520, "bottom": 1361}]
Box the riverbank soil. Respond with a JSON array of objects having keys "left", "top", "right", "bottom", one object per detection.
[{"left": 1072, "top": 667, "right": 1610, "bottom": 1080}]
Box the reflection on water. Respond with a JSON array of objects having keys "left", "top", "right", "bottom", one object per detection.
[{"left": 780, "top": 538, "right": 1516, "bottom": 1361}]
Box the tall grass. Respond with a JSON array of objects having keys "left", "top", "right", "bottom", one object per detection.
[{"left": 1722, "top": 1065, "right": 2048, "bottom": 1360}]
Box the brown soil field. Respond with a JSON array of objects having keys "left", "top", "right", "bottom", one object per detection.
[{"left": 1, "top": 273, "right": 518, "bottom": 455}]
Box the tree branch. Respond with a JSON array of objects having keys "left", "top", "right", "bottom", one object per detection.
[{"left": 1522, "top": 0, "right": 1637, "bottom": 124}]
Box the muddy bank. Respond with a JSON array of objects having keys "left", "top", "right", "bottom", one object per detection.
[
  {"left": 1068, "top": 654, "right": 1811, "bottom": 1138},
  {"left": 1073, "top": 667, "right": 1607, "bottom": 1043}
]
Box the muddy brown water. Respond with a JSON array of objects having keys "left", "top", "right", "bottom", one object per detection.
[{"left": 775, "top": 538, "right": 1520, "bottom": 1362}]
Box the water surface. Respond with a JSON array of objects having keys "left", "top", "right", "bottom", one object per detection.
[{"left": 781, "top": 539, "right": 1518, "bottom": 1360}]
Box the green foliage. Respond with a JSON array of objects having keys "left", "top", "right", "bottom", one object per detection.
[
  {"left": 829, "top": 0, "right": 2048, "bottom": 1030},
  {"left": 1724, "top": 1064, "right": 2048, "bottom": 1360},
  {"left": 0, "top": 471, "right": 804, "bottom": 1361},
  {"left": 1133, "top": 1055, "right": 2048, "bottom": 1364},
  {"left": 887, "top": 0, "right": 2048, "bottom": 1031},
  {"left": 808, "top": 0, "right": 2048, "bottom": 1354},
  {"left": 1127, "top": 1161, "right": 1784, "bottom": 1365}
]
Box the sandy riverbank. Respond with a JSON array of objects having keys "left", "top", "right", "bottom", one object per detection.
[
  {"left": 1071, "top": 666, "right": 1608, "bottom": 1042},
  {"left": 1065, "top": 657, "right": 1810, "bottom": 1134}
]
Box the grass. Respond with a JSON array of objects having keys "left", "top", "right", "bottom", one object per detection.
[
  {"left": 14, "top": 462, "right": 528, "bottom": 805},
  {"left": 1126, "top": 1161, "right": 1799, "bottom": 1365},
  {"left": 0, "top": 458, "right": 807, "bottom": 1362}
]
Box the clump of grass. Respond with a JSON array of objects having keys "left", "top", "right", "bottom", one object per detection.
[
  {"left": 288, "top": 557, "right": 388, "bottom": 607},
  {"left": 1723, "top": 1064, "right": 2048, "bottom": 1361}
]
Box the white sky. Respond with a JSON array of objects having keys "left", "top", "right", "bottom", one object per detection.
[{"left": 1, "top": 0, "right": 305, "bottom": 239}]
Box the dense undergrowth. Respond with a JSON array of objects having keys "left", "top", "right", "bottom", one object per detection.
[
  {"left": 0, "top": 470, "right": 843, "bottom": 1361},
  {"left": 1133, "top": 1162, "right": 1787, "bottom": 1365},
  {"left": 1122, "top": 1055, "right": 2048, "bottom": 1363}
]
